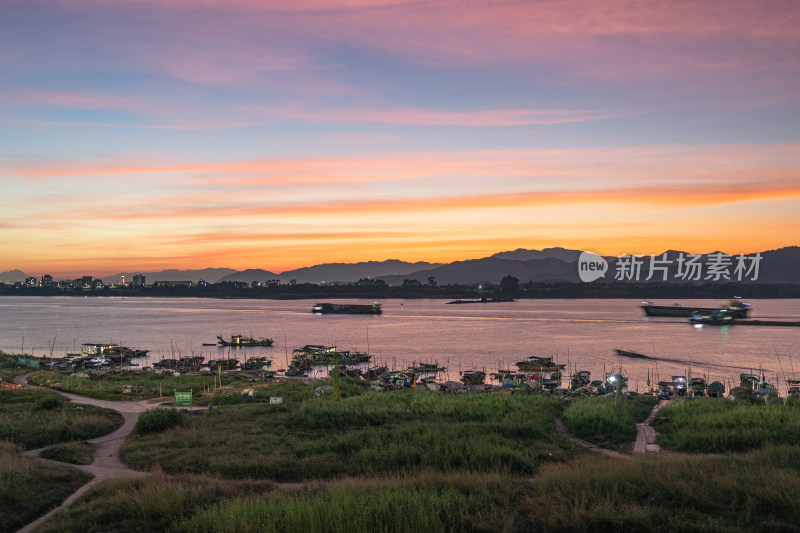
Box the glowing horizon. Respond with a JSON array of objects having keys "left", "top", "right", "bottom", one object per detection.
[{"left": 2, "top": 0, "right": 799, "bottom": 279}]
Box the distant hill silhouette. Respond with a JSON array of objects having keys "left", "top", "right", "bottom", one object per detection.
[
  {"left": 216, "top": 268, "right": 280, "bottom": 283},
  {"left": 491, "top": 247, "right": 584, "bottom": 262},
  {"left": 101, "top": 268, "right": 238, "bottom": 284},
  {"left": 263, "top": 260, "right": 443, "bottom": 284},
  {"left": 379, "top": 246, "right": 799, "bottom": 285},
  {"left": 0, "top": 269, "right": 30, "bottom": 283},
  {"left": 5, "top": 246, "right": 799, "bottom": 286}
]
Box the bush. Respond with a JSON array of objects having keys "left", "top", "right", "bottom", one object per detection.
[
  {"left": 36, "top": 396, "right": 63, "bottom": 410},
  {"left": 135, "top": 408, "right": 185, "bottom": 435}
]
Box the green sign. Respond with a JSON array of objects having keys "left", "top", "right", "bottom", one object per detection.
[{"left": 175, "top": 391, "right": 192, "bottom": 407}]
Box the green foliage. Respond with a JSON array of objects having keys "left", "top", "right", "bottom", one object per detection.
[
  {"left": 0, "top": 388, "right": 123, "bottom": 449},
  {"left": 36, "top": 395, "right": 64, "bottom": 410},
  {"left": 30, "top": 371, "right": 223, "bottom": 402},
  {"left": 135, "top": 408, "right": 186, "bottom": 435},
  {"left": 652, "top": 397, "right": 800, "bottom": 453},
  {"left": 39, "top": 441, "right": 94, "bottom": 465},
  {"left": 0, "top": 441, "right": 93, "bottom": 532},
  {"left": 122, "top": 391, "right": 569, "bottom": 481},
  {"left": 526, "top": 447, "right": 800, "bottom": 531},
  {"left": 562, "top": 394, "right": 658, "bottom": 449},
  {"left": 182, "top": 486, "right": 476, "bottom": 533}
]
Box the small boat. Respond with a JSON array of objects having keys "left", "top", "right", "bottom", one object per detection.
[
  {"left": 242, "top": 356, "right": 273, "bottom": 370},
  {"left": 706, "top": 381, "right": 725, "bottom": 397},
  {"left": 689, "top": 377, "right": 707, "bottom": 397},
  {"left": 787, "top": 379, "right": 800, "bottom": 398},
  {"left": 207, "top": 359, "right": 240, "bottom": 371},
  {"left": 459, "top": 369, "right": 486, "bottom": 386},
  {"left": 570, "top": 370, "right": 592, "bottom": 390},
  {"left": 312, "top": 302, "right": 382, "bottom": 315},
  {"left": 363, "top": 366, "right": 388, "bottom": 380},
  {"left": 217, "top": 335, "right": 274, "bottom": 347},
  {"left": 515, "top": 356, "right": 565, "bottom": 372},
  {"left": 445, "top": 298, "right": 515, "bottom": 304},
  {"left": 614, "top": 349, "right": 650, "bottom": 359},
  {"left": 689, "top": 311, "right": 736, "bottom": 325},
  {"left": 605, "top": 368, "right": 628, "bottom": 393}
]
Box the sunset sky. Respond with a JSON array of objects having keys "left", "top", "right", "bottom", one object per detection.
[{"left": 2, "top": 0, "right": 799, "bottom": 278}]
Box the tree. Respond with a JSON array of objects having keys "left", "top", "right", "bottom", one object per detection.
[
  {"left": 427, "top": 276, "right": 437, "bottom": 287},
  {"left": 500, "top": 275, "right": 520, "bottom": 295}
]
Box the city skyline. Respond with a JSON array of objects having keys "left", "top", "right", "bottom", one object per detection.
[{"left": 3, "top": 0, "right": 799, "bottom": 278}]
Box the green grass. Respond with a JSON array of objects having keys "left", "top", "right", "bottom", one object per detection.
[
  {"left": 561, "top": 394, "right": 658, "bottom": 450},
  {"left": 0, "top": 441, "right": 93, "bottom": 532},
  {"left": 0, "top": 387, "right": 123, "bottom": 449},
  {"left": 122, "top": 389, "right": 571, "bottom": 481},
  {"left": 39, "top": 441, "right": 94, "bottom": 465},
  {"left": 526, "top": 445, "right": 800, "bottom": 531},
  {"left": 30, "top": 448, "right": 800, "bottom": 533},
  {"left": 30, "top": 370, "right": 228, "bottom": 402},
  {"left": 0, "top": 350, "right": 25, "bottom": 382},
  {"left": 652, "top": 397, "right": 800, "bottom": 453}
]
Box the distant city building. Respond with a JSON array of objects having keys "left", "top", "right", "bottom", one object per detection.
[
  {"left": 78, "top": 275, "right": 93, "bottom": 287},
  {"left": 25, "top": 277, "right": 37, "bottom": 286},
  {"left": 154, "top": 280, "right": 192, "bottom": 286},
  {"left": 132, "top": 274, "right": 145, "bottom": 286},
  {"left": 41, "top": 274, "right": 52, "bottom": 286}
]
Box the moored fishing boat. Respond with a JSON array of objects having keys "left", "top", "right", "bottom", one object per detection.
[
  {"left": 459, "top": 369, "right": 486, "bottom": 386},
  {"left": 515, "top": 356, "right": 565, "bottom": 372},
  {"left": 242, "top": 356, "right": 272, "bottom": 370},
  {"left": 207, "top": 359, "right": 240, "bottom": 371},
  {"left": 217, "top": 335, "right": 274, "bottom": 347}
]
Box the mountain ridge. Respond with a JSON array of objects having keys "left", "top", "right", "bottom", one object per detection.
[{"left": 4, "top": 246, "right": 798, "bottom": 285}]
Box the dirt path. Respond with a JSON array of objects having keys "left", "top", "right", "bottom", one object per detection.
[
  {"left": 556, "top": 399, "right": 671, "bottom": 459},
  {"left": 13, "top": 373, "right": 157, "bottom": 533}
]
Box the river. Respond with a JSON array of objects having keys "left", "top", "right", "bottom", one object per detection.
[{"left": 2, "top": 297, "right": 798, "bottom": 394}]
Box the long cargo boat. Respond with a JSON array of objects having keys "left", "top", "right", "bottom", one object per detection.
[
  {"left": 312, "top": 302, "right": 382, "bottom": 315},
  {"left": 642, "top": 299, "right": 750, "bottom": 318}
]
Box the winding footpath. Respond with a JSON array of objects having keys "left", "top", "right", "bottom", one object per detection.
[
  {"left": 555, "top": 399, "right": 671, "bottom": 458},
  {"left": 13, "top": 373, "right": 158, "bottom": 533}
]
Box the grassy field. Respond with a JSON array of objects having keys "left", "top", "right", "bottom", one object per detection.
[
  {"left": 0, "top": 441, "right": 93, "bottom": 532},
  {"left": 0, "top": 387, "right": 123, "bottom": 449},
  {"left": 39, "top": 441, "right": 95, "bottom": 465},
  {"left": 652, "top": 396, "right": 800, "bottom": 453},
  {"left": 121, "top": 386, "right": 573, "bottom": 482},
  {"left": 31, "top": 446, "right": 800, "bottom": 532},
  {"left": 29, "top": 370, "right": 237, "bottom": 402},
  {"left": 11, "top": 365, "right": 800, "bottom": 532}
]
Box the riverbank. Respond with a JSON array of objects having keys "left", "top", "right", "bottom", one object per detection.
[{"left": 4, "top": 354, "right": 800, "bottom": 531}]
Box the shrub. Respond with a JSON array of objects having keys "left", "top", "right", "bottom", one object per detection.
[
  {"left": 135, "top": 408, "right": 185, "bottom": 435},
  {"left": 36, "top": 396, "right": 63, "bottom": 410}
]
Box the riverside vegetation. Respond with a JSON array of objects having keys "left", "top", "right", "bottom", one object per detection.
[
  {"left": 3, "top": 352, "right": 800, "bottom": 531},
  {"left": 0, "top": 353, "right": 123, "bottom": 531}
]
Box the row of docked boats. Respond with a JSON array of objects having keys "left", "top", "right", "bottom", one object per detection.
[
  {"left": 152, "top": 355, "right": 273, "bottom": 374},
  {"left": 40, "top": 342, "right": 149, "bottom": 370}
]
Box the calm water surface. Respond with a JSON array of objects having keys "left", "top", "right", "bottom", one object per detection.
[{"left": 2, "top": 297, "right": 798, "bottom": 393}]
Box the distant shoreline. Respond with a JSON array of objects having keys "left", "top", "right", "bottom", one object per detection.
[{"left": 1, "top": 282, "right": 798, "bottom": 299}]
